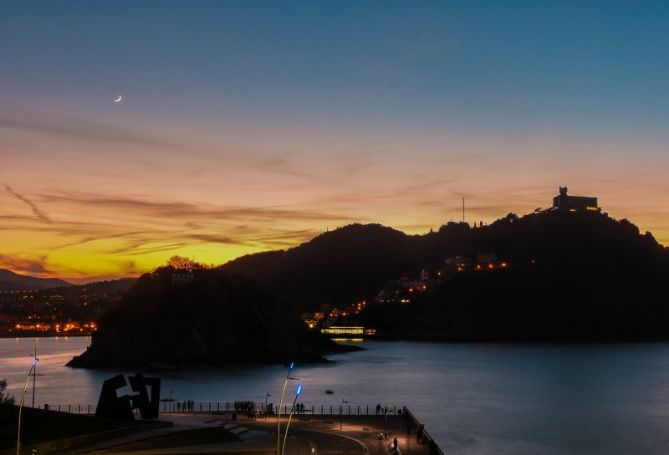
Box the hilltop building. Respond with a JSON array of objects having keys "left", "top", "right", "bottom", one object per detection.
[{"left": 552, "top": 187, "right": 600, "bottom": 213}]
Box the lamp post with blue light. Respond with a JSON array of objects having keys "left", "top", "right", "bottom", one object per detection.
[
  {"left": 281, "top": 384, "right": 303, "bottom": 455},
  {"left": 339, "top": 399, "right": 348, "bottom": 430},
  {"left": 16, "top": 353, "right": 38, "bottom": 455},
  {"left": 277, "top": 362, "right": 297, "bottom": 455}
]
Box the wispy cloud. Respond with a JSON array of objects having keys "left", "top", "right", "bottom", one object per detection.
[
  {"left": 248, "top": 153, "right": 326, "bottom": 181},
  {"left": 303, "top": 176, "right": 456, "bottom": 208},
  {"left": 0, "top": 112, "right": 174, "bottom": 149},
  {"left": 38, "top": 190, "right": 350, "bottom": 222},
  {"left": 3, "top": 184, "right": 52, "bottom": 223},
  {"left": 0, "top": 254, "right": 49, "bottom": 275},
  {"left": 52, "top": 230, "right": 164, "bottom": 250},
  {"left": 107, "top": 242, "right": 190, "bottom": 256},
  {"left": 247, "top": 231, "right": 320, "bottom": 248},
  {"left": 0, "top": 189, "right": 351, "bottom": 266}
]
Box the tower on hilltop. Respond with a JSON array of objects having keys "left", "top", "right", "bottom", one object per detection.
[{"left": 552, "top": 187, "right": 600, "bottom": 213}]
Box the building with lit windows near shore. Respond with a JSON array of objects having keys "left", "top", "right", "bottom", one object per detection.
[
  {"left": 320, "top": 326, "right": 376, "bottom": 337},
  {"left": 552, "top": 187, "right": 600, "bottom": 213}
]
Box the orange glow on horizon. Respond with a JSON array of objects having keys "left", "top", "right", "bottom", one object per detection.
[
  {"left": 2, "top": 3, "right": 669, "bottom": 283},
  {"left": 2, "top": 123, "right": 668, "bottom": 281}
]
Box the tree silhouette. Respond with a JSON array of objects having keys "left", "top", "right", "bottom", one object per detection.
[
  {"left": 167, "top": 255, "right": 200, "bottom": 270},
  {"left": 0, "top": 379, "right": 14, "bottom": 404}
]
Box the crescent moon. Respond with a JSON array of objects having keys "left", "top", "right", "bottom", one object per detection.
[{"left": 113, "top": 94, "right": 123, "bottom": 103}]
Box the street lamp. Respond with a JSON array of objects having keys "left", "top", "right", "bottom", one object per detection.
[
  {"left": 17, "top": 353, "right": 39, "bottom": 455},
  {"left": 277, "top": 362, "right": 296, "bottom": 455},
  {"left": 281, "top": 384, "right": 303, "bottom": 455},
  {"left": 31, "top": 347, "right": 37, "bottom": 409},
  {"left": 339, "top": 399, "right": 349, "bottom": 430},
  {"left": 265, "top": 393, "right": 271, "bottom": 421}
]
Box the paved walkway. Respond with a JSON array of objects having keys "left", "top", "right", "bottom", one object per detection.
[
  {"left": 258, "top": 415, "right": 427, "bottom": 455},
  {"left": 54, "top": 413, "right": 428, "bottom": 455}
]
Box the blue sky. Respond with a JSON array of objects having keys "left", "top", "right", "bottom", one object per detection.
[
  {"left": 1, "top": 1, "right": 668, "bottom": 279},
  {"left": 3, "top": 1, "right": 667, "bottom": 131}
]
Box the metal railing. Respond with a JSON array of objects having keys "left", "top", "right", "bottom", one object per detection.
[
  {"left": 160, "top": 401, "right": 403, "bottom": 416},
  {"left": 34, "top": 403, "right": 95, "bottom": 415},
  {"left": 28, "top": 402, "right": 444, "bottom": 454},
  {"left": 402, "top": 406, "right": 443, "bottom": 455},
  {"left": 31, "top": 402, "right": 404, "bottom": 417}
]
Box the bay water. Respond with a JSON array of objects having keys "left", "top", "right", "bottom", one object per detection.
[{"left": 2, "top": 337, "right": 669, "bottom": 454}]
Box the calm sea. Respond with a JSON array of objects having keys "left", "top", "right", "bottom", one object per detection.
[{"left": 2, "top": 337, "right": 669, "bottom": 454}]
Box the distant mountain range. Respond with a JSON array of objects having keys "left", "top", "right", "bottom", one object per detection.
[
  {"left": 0, "top": 269, "right": 137, "bottom": 295},
  {"left": 0, "top": 269, "right": 72, "bottom": 291}
]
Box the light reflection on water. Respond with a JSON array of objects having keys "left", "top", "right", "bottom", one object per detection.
[{"left": 2, "top": 337, "right": 669, "bottom": 454}]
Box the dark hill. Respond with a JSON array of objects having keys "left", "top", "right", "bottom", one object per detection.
[
  {"left": 0, "top": 269, "right": 71, "bottom": 291},
  {"left": 67, "top": 267, "right": 347, "bottom": 368},
  {"left": 224, "top": 224, "right": 417, "bottom": 311},
  {"left": 363, "top": 214, "right": 669, "bottom": 340},
  {"left": 224, "top": 212, "right": 669, "bottom": 340}
]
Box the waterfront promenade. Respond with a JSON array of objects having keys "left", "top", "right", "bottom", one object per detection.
[{"left": 34, "top": 411, "right": 439, "bottom": 455}]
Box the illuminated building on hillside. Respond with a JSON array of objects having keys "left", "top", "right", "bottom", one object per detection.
[{"left": 445, "top": 256, "right": 472, "bottom": 272}]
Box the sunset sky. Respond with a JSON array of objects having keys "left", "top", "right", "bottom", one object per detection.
[{"left": 1, "top": 1, "right": 668, "bottom": 282}]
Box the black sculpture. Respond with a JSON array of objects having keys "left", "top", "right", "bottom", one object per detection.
[
  {"left": 95, "top": 373, "right": 161, "bottom": 420},
  {"left": 129, "top": 373, "right": 161, "bottom": 419}
]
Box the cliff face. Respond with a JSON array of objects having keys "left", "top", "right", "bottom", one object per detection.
[{"left": 68, "top": 268, "right": 339, "bottom": 368}]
